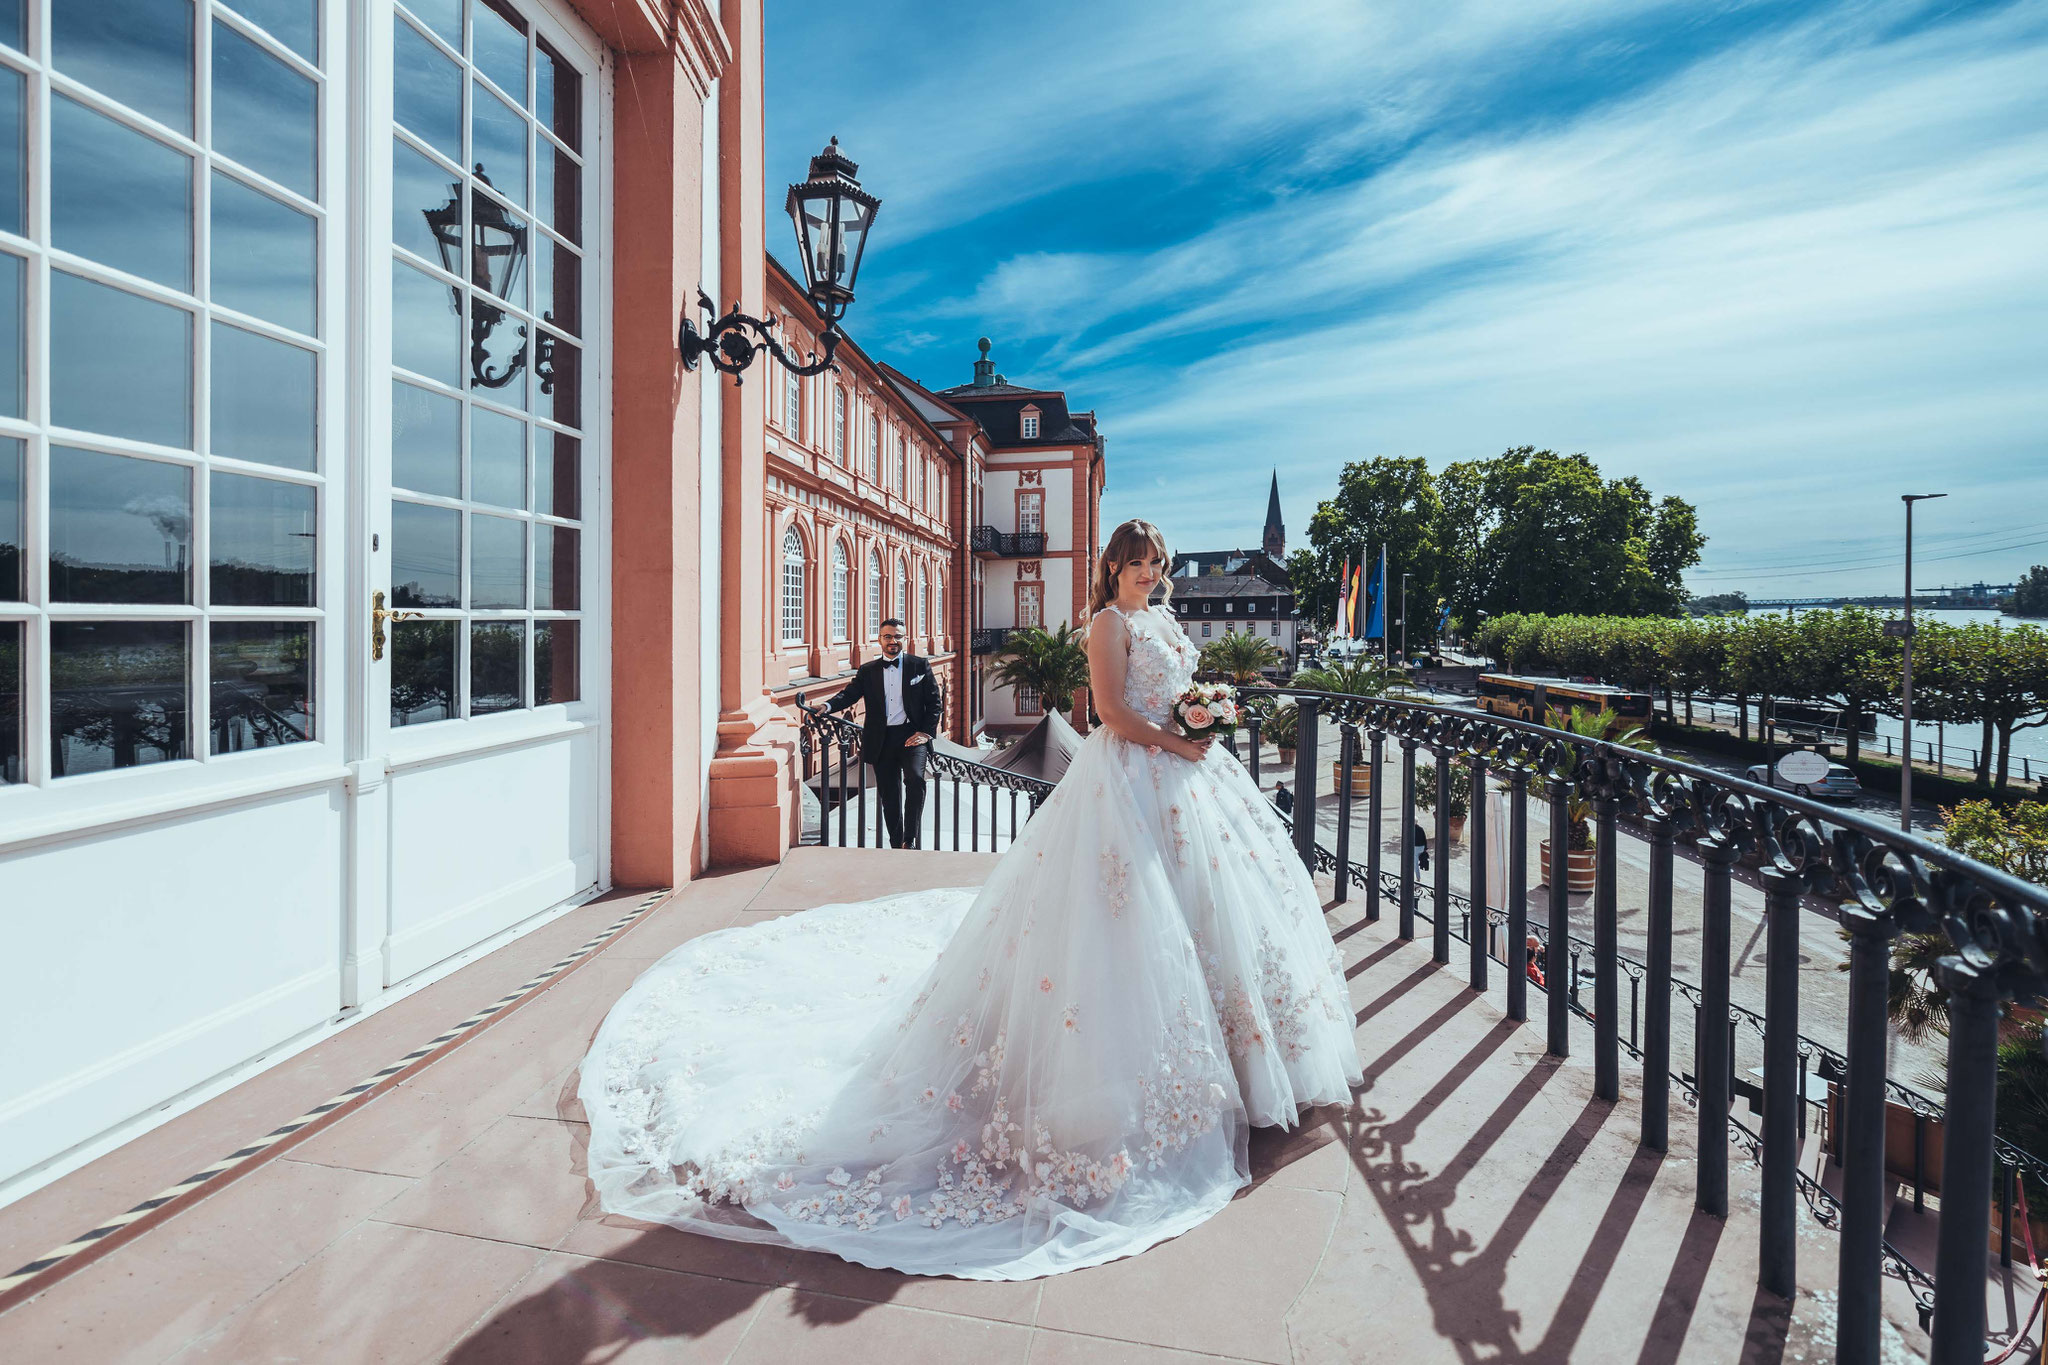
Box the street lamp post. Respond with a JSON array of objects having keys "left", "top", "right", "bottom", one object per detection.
[
  {"left": 1898, "top": 493, "right": 1947, "bottom": 831},
  {"left": 1400, "top": 572, "right": 1410, "bottom": 666}
]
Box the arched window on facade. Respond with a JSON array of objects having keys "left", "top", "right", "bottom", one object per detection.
[
  {"left": 779, "top": 527, "right": 806, "bottom": 646},
  {"left": 935, "top": 573, "right": 945, "bottom": 638},
  {"left": 867, "top": 413, "right": 880, "bottom": 482},
  {"left": 918, "top": 564, "right": 929, "bottom": 634},
  {"left": 833, "top": 386, "right": 846, "bottom": 464},
  {"left": 896, "top": 557, "right": 909, "bottom": 625},
  {"left": 829, "top": 540, "right": 850, "bottom": 643},
  {"left": 896, "top": 431, "right": 908, "bottom": 494},
  {"left": 867, "top": 548, "right": 883, "bottom": 638}
]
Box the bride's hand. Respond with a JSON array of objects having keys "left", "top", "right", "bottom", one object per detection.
[{"left": 1172, "top": 734, "right": 1214, "bottom": 762}]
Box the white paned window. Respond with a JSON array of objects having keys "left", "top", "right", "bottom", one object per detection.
[
  {"left": 833, "top": 386, "right": 846, "bottom": 463},
  {"left": 780, "top": 528, "right": 805, "bottom": 645},
  {"left": 1017, "top": 685, "right": 1040, "bottom": 715},
  {"left": 1021, "top": 413, "right": 1039, "bottom": 439},
  {"left": 867, "top": 548, "right": 882, "bottom": 638},
  {"left": 1018, "top": 492, "right": 1043, "bottom": 534},
  {"left": 935, "top": 575, "right": 945, "bottom": 636},
  {"left": 783, "top": 365, "right": 800, "bottom": 438},
  {"left": 829, "top": 540, "right": 848, "bottom": 643},
  {"left": 0, "top": 0, "right": 335, "bottom": 782},
  {"left": 918, "top": 565, "right": 929, "bottom": 633},
  {"left": 389, "top": 0, "right": 592, "bottom": 724},
  {"left": 866, "top": 412, "right": 879, "bottom": 481},
  {"left": 895, "top": 559, "right": 908, "bottom": 625}
]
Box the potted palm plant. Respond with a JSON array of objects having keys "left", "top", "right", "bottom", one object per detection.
[
  {"left": 1197, "top": 631, "right": 1283, "bottom": 687},
  {"left": 1292, "top": 659, "right": 1422, "bottom": 798},
  {"left": 1261, "top": 702, "right": 1300, "bottom": 766},
  {"left": 990, "top": 625, "right": 1091, "bottom": 719},
  {"left": 1414, "top": 761, "right": 1472, "bottom": 842},
  {"left": 1535, "top": 705, "right": 1657, "bottom": 893}
]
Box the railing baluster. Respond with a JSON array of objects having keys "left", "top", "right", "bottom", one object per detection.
[
  {"left": 1333, "top": 721, "right": 1356, "bottom": 904},
  {"left": 1291, "top": 697, "right": 1321, "bottom": 873},
  {"left": 1433, "top": 745, "right": 1452, "bottom": 966},
  {"left": 1930, "top": 967, "right": 2006, "bottom": 1363},
  {"left": 1546, "top": 774, "right": 1572, "bottom": 1057},
  {"left": 1697, "top": 844, "right": 1736, "bottom": 1218},
  {"left": 970, "top": 784, "right": 979, "bottom": 852},
  {"left": 952, "top": 775, "right": 961, "bottom": 851},
  {"left": 1366, "top": 728, "right": 1385, "bottom": 923},
  {"left": 1506, "top": 764, "right": 1529, "bottom": 1022},
  {"left": 1399, "top": 736, "right": 1418, "bottom": 941},
  {"left": 1248, "top": 713, "right": 1262, "bottom": 790},
  {"left": 855, "top": 752, "right": 869, "bottom": 848},
  {"left": 1469, "top": 751, "right": 1488, "bottom": 991},
  {"left": 1009, "top": 789, "right": 1019, "bottom": 850},
  {"left": 1593, "top": 788, "right": 1619, "bottom": 1101},
  {"left": 1836, "top": 897, "right": 1895, "bottom": 1362},
  {"left": 1759, "top": 866, "right": 1801, "bottom": 1299},
  {"left": 1643, "top": 808, "right": 1673, "bottom": 1150}
]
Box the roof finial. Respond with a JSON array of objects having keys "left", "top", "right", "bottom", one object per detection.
[{"left": 972, "top": 336, "right": 996, "bottom": 388}]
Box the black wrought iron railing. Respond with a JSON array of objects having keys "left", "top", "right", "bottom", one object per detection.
[
  {"left": 970, "top": 525, "right": 1047, "bottom": 557},
  {"left": 797, "top": 701, "right": 1052, "bottom": 851},
  {"left": 971, "top": 628, "right": 1012, "bottom": 656},
  {"left": 794, "top": 688, "right": 2048, "bottom": 1363}
]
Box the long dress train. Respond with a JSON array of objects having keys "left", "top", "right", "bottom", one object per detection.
[{"left": 578, "top": 603, "right": 1362, "bottom": 1280}]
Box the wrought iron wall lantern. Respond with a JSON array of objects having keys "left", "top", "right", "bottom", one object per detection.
[
  {"left": 425, "top": 167, "right": 555, "bottom": 393},
  {"left": 680, "top": 137, "right": 881, "bottom": 383}
]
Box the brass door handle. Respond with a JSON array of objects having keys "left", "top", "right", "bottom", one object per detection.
[{"left": 370, "top": 589, "right": 424, "bottom": 662}]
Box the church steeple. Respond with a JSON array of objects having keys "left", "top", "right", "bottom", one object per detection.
[{"left": 1262, "top": 470, "right": 1285, "bottom": 560}]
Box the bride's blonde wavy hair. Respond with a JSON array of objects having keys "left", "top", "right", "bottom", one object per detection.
[{"left": 1089, "top": 519, "right": 1174, "bottom": 619}]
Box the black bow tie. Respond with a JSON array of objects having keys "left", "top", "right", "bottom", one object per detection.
[{"left": 883, "top": 659, "right": 901, "bottom": 669}]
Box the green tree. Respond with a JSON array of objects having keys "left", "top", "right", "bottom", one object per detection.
[
  {"left": 2007, "top": 565, "right": 2048, "bottom": 618},
  {"left": 1782, "top": 608, "right": 1898, "bottom": 765},
  {"left": 994, "top": 625, "right": 1090, "bottom": 716},
  {"left": 1300, "top": 456, "right": 1443, "bottom": 646}
]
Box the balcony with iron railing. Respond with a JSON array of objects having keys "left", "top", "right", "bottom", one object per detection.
[
  {"left": 795, "top": 688, "right": 2048, "bottom": 1362},
  {"left": 971, "top": 525, "right": 1047, "bottom": 557},
  {"left": 971, "top": 627, "right": 1013, "bottom": 655}
]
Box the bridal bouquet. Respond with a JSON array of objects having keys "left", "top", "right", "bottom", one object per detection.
[{"left": 1172, "top": 681, "right": 1239, "bottom": 741}]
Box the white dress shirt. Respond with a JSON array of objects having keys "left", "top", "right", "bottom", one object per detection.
[{"left": 881, "top": 657, "right": 910, "bottom": 726}]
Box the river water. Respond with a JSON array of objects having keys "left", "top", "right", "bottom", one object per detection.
[{"left": 1763, "top": 607, "right": 2047, "bottom": 778}]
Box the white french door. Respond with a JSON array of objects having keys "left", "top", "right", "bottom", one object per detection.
[
  {"left": 0, "top": 0, "right": 609, "bottom": 1185},
  {"left": 365, "top": 0, "right": 607, "bottom": 985}
]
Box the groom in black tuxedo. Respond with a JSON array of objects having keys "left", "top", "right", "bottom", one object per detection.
[{"left": 810, "top": 619, "right": 943, "bottom": 849}]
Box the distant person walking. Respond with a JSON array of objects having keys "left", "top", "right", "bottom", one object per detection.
[{"left": 1273, "top": 781, "right": 1294, "bottom": 816}]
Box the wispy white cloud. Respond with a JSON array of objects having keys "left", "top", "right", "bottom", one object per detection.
[{"left": 770, "top": 0, "right": 2048, "bottom": 594}]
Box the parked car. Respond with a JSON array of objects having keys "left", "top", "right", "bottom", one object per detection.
[{"left": 1744, "top": 760, "right": 1863, "bottom": 802}]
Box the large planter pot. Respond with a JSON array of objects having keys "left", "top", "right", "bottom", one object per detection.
[
  {"left": 1331, "top": 761, "right": 1372, "bottom": 799},
  {"left": 1539, "top": 839, "right": 1596, "bottom": 893},
  {"left": 1276, "top": 746, "right": 1297, "bottom": 766},
  {"left": 1447, "top": 814, "right": 1468, "bottom": 844}
]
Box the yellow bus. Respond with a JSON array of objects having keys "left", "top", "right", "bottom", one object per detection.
[{"left": 1476, "top": 674, "right": 1653, "bottom": 724}]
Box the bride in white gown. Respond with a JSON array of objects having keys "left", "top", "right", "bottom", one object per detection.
[{"left": 579, "top": 519, "right": 1362, "bottom": 1280}]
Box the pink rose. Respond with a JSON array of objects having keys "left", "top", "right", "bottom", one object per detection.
[{"left": 1184, "top": 705, "right": 1214, "bottom": 729}]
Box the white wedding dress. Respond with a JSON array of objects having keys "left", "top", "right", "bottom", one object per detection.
[{"left": 579, "top": 603, "right": 1362, "bottom": 1279}]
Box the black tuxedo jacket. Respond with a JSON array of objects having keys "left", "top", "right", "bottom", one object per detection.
[{"left": 821, "top": 653, "right": 944, "bottom": 757}]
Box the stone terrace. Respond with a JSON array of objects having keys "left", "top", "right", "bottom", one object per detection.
[{"left": 0, "top": 849, "right": 1938, "bottom": 1363}]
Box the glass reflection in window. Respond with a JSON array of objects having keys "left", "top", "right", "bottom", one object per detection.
[
  {"left": 470, "top": 406, "right": 524, "bottom": 508},
  {"left": 475, "top": 0, "right": 527, "bottom": 105},
  {"left": 0, "top": 619, "right": 19, "bottom": 782},
  {"left": 0, "top": 435, "right": 19, "bottom": 599},
  {"left": 50, "top": 620, "right": 189, "bottom": 775},
  {"left": 470, "top": 298, "right": 526, "bottom": 407},
  {"left": 534, "top": 430, "right": 577, "bottom": 519},
  {"left": 536, "top": 35, "right": 580, "bottom": 151},
  {"left": 53, "top": 0, "right": 195, "bottom": 135},
  {"left": 401, "top": 0, "right": 460, "bottom": 49},
  {"left": 0, "top": 66, "right": 22, "bottom": 236},
  {"left": 528, "top": 233, "right": 580, "bottom": 336},
  {"left": 534, "top": 618, "right": 577, "bottom": 705},
  {"left": 52, "top": 95, "right": 194, "bottom": 291},
  {"left": 537, "top": 334, "right": 577, "bottom": 428},
  {"left": 211, "top": 323, "right": 316, "bottom": 470},
  {"left": 392, "top": 380, "right": 459, "bottom": 497},
  {"left": 536, "top": 141, "right": 579, "bottom": 244},
  {"left": 0, "top": 257, "right": 17, "bottom": 420},
  {"left": 210, "top": 619, "right": 312, "bottom": 752},
  {"left": 470, "top": 511, "right": 524, "bottom": 608},
  {"left": 469, "top": 619, "right": 522, "bottom": 714},
  {"left": 392, "top": 17, "right": 460, "bottom": 162},
  {"left": 391, "top": 500, "right": 458, "bottom": 608},
  {"left": 212, "top": 19, "right": 316, "bottom": 198},
  {"left": 392, "top": 259, "right": 459, "bottom": 388},
  {"left": 471, "top": 84, "right": 527, "bottom": 209},
  {"left": 535, "top": 524, "right": 577, "bottom": 610},
  {"left": 211, "top": 173, "right": 316, "bottom": 334},
  {"left": 51, "top": 273, "right": 194, "bottom": 449},
  {"left": 211, "top": 471, "right": 314, "bottom": 606},
  {"left": 50, "top": 446, "right": 192, "bottom": 603},
  {"left": 392, "top": 137, "right": 459, "bottom": 266},
  {"left": 390, "top": 618, "right": 453, "bottom": 725},
  {"left": 226, "top": 0, "right": 317, "bottom": 62}
]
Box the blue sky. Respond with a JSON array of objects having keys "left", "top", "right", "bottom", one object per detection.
[{"left": 766, "top": 0, "right": 2048, "bottom": 599}]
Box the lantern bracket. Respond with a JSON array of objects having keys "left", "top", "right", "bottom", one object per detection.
[{"left": 679, "top": 288, "right": 842, "bottom": 383}]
